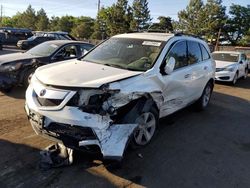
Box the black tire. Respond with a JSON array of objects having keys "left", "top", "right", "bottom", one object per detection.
[
  {"left": 243, "top": 68, "right": 248, "bottom": 80},
  {"left": 23, "top": 69, "right": 35, "bottom": 88},
  {"left": 0, "top": 86, "right": 13, "bottom": 93},
  {"left": 130, "top": 107, "right": 159, "bottom": 148},
  {"left": 231, "top": 72, "right": 238, "bottom": 85},
  {"left": 195, "top": 82, "right": 213, "bottom": 111}
]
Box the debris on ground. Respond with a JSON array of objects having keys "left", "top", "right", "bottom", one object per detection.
[{"left": 39, "top": 143, "right": 73, "bottom": 170}]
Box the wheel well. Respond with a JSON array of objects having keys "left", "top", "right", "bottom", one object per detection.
[
  {"left": 20, "top": 67, "right": 35, "bottom": 84},
  {"left": 112, "top": 95, "right": 159, "bottom": 124},
  {"left": 208, "top": 78, "right": 214, "bottom": 89}
]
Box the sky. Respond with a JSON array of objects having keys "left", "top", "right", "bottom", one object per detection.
[{"left": 0, "top": 0, "right": 250, "bottom": 21}]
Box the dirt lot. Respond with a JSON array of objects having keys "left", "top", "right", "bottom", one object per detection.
[{"left": 0, "top": 49, "right": 250, "bottom": 188}]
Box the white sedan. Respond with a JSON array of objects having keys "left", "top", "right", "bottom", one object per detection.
[{"left": 212, "top": 51, "right": 248, "bottom": 85}]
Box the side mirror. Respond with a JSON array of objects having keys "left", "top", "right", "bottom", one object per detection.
[
  {"left": 164, "top": 57, "right": 176, "bottom": 75},
  {"left": 239, "top": 60, "right": 243, "bottom": 64}
]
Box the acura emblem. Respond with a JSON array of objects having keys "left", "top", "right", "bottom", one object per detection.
[{"left": 40, "top": 89, "right": 46, "bottom": 97}]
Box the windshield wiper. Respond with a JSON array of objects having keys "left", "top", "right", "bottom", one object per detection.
[{"left": 104, "top": 63, "right": 125, "bottom": 69}]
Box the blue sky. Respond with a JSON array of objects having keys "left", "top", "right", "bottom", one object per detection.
[{"left": 1, "top": 0, "right": 250, "bottom": 21}]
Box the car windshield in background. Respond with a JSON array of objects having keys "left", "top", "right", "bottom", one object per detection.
[
  {"left": 82, "top": 38, "right": 165, "bottom": 71},
  {"left": 26, "top": 42, "right": 59, "bottom": 56},
  {"left": 212, "top": 53, "right": 239, "bottom": 62}
]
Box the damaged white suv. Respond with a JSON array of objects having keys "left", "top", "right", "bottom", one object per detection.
[{"left": 25, "top": 33, "right": 215, "bottom": 160}]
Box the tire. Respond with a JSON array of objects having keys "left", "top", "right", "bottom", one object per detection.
[
  {"left": 0, "top": 86, "right": 13, "bottom": 93},
  {"left": 23, "top": 69, "right": 35, "bottom": 88},
  {"left": 232, "top": 72, "right": 238, "bottom": 85},
  {"left": 243, "top": 68, "right": 248, "bottom": 80},
  {"left": 195, "top": 82, "right": 213, "bottom": 111},
  {"left": 131, "top": 107, "right": 159, "bottom": 148}
]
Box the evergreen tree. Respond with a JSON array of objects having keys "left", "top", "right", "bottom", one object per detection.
[
  {"left": 178, "top": 0, "right": 204, "bottom": 35},
  {"left": 131, "top": 0, "right": 151, "bottom": 31},
  {"left": 203, "top": 0, "right": 227, "bottom": 42},
  {"left": 224, "top": 4, "right": 250, "bottom": 45},
  {"left": 36, "top": 8, "right": 49, "bottom": 31}
]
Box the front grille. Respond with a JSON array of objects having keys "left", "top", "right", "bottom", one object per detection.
[
  {"left": 36, "top": 94, "right": 63, "bottom": 106},
  {"left": 219, "top": 76, "right": 230, "bottom": 80},
  {"left": 45, "top": 122, "right": 96, "bottom": 141}
]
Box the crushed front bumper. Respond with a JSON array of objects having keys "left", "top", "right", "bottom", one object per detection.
[{"left": 25, "top": 84, "right": 138, "bottom": 160}]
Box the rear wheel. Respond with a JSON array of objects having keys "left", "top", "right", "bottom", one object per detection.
[
  {"left": 195, "top": 82, "right": 213, "bottom": 111},
  {"left": 243, "top": 68, "right": 248, "bottom": 80},
  {"left": 131, "top": 107, "right": 158, "bottom": 147}
]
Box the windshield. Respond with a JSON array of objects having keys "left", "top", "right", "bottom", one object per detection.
[
  {"left": 82, "top": 38, "right": 165, "bottom": 71},
  {"left": 212, "top": 53, "right": 239, "bottom": 62},
  {"left": 26, "top": 42, "right": 59, "bottom": 56}
]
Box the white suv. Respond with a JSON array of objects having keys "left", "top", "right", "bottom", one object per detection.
[{"left": 25, "top": 33, "right": 215, "bottom": 160}]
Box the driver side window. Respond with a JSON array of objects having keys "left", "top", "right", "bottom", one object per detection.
[
  {"left": 165, "top": 41, "right": 188, "bottom": 70},
  {"left": 55, "top": 45, "right": 77, "bottom": 60}
]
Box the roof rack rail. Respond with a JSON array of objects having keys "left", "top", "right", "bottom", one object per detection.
[{"left": 174, "top": 32, "right": 203, "bottom": 40}]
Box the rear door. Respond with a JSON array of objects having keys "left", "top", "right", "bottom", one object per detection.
[{"left": 186, "top": 41, "right": 210, "bottom": 100}]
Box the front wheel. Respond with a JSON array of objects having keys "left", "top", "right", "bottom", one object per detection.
[
  {"left": 195, "top": 82, "right": 213, "bottom": 111},
  {"left": 23, "top": 69, "right": 35, "bottom": 88},
  {"left": 131, "top": 107, "right": 158, "bottom": 147},
  {"left": 232, "top": 72, "right": 238, "bottom": 85},
  {"left": 243, "top": 68, "right": 248, "bottom": 80}
]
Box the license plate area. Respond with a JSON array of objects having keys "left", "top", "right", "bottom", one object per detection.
[{"left": 29, "top": 111, "right": 44, "bottom": 127}]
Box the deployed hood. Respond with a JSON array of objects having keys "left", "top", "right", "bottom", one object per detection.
[
  {"left": 215, "top": 60, "right": 237, "bottom": 68},
  {"left": 0, "top": 52, "right": 40, "bottom": 65},
  {"left": 35, "top": 60, "right": 143, "bottom": 88}
]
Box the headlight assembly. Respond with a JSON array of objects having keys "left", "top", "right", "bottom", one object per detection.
[
  {"left": 224, "top": 64, "right": 237, "bottom": 72},
  {"left": 0, "top": 63, "right": 22, "bottom": 72}
]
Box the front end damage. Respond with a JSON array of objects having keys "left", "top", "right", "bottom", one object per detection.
[{"left": 25, "top": 75, "right": 163, "bottom": 160}]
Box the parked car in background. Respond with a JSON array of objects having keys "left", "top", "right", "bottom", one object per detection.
[
  {"left": 17, "top": 36, "right": 56, "bottom": 50},
  {"left": 0, "top": 40, "right": 94, "bottom": 92},
  {"left": 17, "top": 31, "right": 77, "bottom": 50},
  {"left": 212, "top": 51, "right": 248, "bottom": 85},
  {"left": 25, "top": 33, "right": 215, "bottom": 161}
]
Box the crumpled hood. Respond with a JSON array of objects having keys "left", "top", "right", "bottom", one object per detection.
[
  {"left": 35, "top": 60, "right": 143, "bottom": 88},
  {"left": 0, "top": 52, "right": 39, "bottom": 65},
  {"left": 215, "top": 60, "right": 237, "bottom": 68}
]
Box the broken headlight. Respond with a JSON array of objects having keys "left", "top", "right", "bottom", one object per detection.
[{"left": 80, "top": 93, "right": 111, "bottom": 115}]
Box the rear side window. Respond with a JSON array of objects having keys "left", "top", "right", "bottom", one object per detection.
[
  {"left": 187, "top": 41, "right": 202, "bottom": 65},
  {"left": 166, "top": 41, "right": 188, "bottom": 70},
  {"left": 200, "top": 44, "right": 210, "bottom": 61}
]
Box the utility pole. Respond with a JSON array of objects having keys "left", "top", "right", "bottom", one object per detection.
[{"left": 97, "top": 0, "right": 101, "bottom": 13}]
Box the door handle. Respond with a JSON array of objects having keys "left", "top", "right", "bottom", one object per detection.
[
  {"left": 204, "top": 66, "right": 208, "bottom": 70},
  {"left": 184, "top": 74, "right": 190, "bottom": 78}
]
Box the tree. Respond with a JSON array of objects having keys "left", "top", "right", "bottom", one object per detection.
[
  {"left": 15, "top": 5, "right": 37, "bottom": 29},
  {"left": 224, "top": 4, "right": 250, "bottom": 45},
  {"left": 131, "top": 0, "right": 151, "bottom": 31},
  {"left": 202, "top": 0, "right": 227, "bottom": 42},
  {"left": 177, "top": 0, "right": 204, "bottom": 35},
  {"left": 91, "top": 7, "right": 109, "bottom": 39},
  {"left": 36, "top": 8, "right": 49, "bottom": 31},
  {"left": 150, "top": 16, "right": 173, "bottom": 32},
  {"left": 92, "top": 0, "right": 133, "bottom": 39},
  {"left": 71, "top": 17, "right": 94, "bottom": 39}
]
